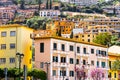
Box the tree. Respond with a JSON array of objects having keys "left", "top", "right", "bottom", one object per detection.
[
  {"left": 46, "top": 0, "right": 49, "bottom": 9},
  {"left": 70, "top": 31, "right": 73, "bottom": 39},
  {"left": 20, "top": 0, "right": 25, "bottom": 9},
  {"left": 111, "top": 35, "right": 120, "bottom": 46},
  {"left": 38, "top": 0, "right": 42, "bottom": 11},
  {"left": 75, "top": 66, "right": 87, "bottom": 80},
  {"left": 26, "top": 16, "right": 52, "bottom": 30},
  {"left": 27, "top": 69, "right": 46, "bottom": 80},
  {"left": 7, "top": 68, "right": 23, "bottom": 80},
  {"left": 50, "top": 0, "right": 52, "bottom": 9},
  {"left": 93, "top": 33, "right": 111, "bottom": 45},
  {"left": 0, "top": 68, "right": 4, "bottom": 80},
  {"left": 112, "top": 56, "right": 120, "bottom": 71},
  {"left": 91, "top": 68, "right": 104, "bottom": 80}
]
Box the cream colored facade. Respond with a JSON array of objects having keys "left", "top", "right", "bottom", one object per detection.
[
  {"left": 0, "top": 24, "right": 33, "bottom": 69},
  {"left": 32, "top": 33, "right": 109, "bottom": 80}
]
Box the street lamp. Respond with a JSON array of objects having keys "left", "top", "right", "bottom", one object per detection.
[
  {"left": 16, "top": 52, "right": 24, "bottom": 80},
  {"left": 61, "top": 67, "right": 65, "bottom": 80},
  {"left": 44, "top": 62, "right": 50, "bottom": 80}
]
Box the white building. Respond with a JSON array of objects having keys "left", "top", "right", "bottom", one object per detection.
[
  {"left": 59, "top": 0, "right": 99, "bottom": 6},
  {"left": 39, "top": 10, "right": 60, "bottom": 18}
]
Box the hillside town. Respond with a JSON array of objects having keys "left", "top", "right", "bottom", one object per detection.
[{"left": 0, "top": 0, "right": 120, "bottom": 80}]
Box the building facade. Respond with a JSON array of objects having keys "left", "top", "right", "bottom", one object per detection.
[
  {"left": 108, "top": 46, "right": 120, "bottom": 80},
  {"left": 32, "top": 34, "right": 109, "bottom": 80},
  {"left": 39, "top": 10, "right": 60, "bottom": 18},
  {"left": 0, "top": 24, "right": 33, "bottom": 69}
]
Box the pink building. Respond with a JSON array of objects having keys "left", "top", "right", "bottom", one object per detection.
[{"left": 32, "top": 35, "right": 109, "bottom": 80}]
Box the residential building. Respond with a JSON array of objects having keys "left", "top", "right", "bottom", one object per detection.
[
  {"left": 17, "top": 9, "right": 35, "bottom": 19},
  {"left": 0, "top": 7, "right": 15, "bottom": 24},
  {"left": 39, "top": 10, "right": 60, "bottom": 18},
  {"left": 87, "top": 17, "right": 120, "bottom": 31},
  {"left": 108, "top": 45, "right": 120, "bottom": 80},
  {"left": 59, "top": 0, "right": 99, "bottom": 6},
  {"left": 73, "top": 25, "right": 115, "bottom": 43},
  {"left": 31, "top": 34, "right": 109, "bottom": 80},
  {"left": 0, "top": 24, "right": 33, "bottom": 69}
]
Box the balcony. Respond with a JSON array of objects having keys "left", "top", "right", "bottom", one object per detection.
[
  {"left": 52, "top": 62, "right": 59, "bottom": 67},
  {"left": 81, "top": 53, "right": 89, "bottom": 57},
  {"left": 96, "top": 54, "right": 109, "bottom": 59}
]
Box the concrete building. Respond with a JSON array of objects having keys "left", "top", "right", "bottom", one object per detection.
[
  {"left": 0, "top": 24, "right": 33, "bottom": 69},
  {"left": 31, "top": 34, "right": 109, "bottom": 80},
  {"left": 39, "top": 10, "right": 60, "bottom": 18}
]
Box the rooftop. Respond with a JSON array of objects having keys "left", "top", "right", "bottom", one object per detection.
[
  {"left": 108, "top": 45, "right": 120, "bottom": 56},
  {"left": 33, "top": 36, "right": 107, "bottom": 48}
]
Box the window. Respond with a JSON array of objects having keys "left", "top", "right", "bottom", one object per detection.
[
  {"left": 53, "top": 56, "right": 58, "bottom": 62},
  {"left": 9, "top": 58, "right": 15, "bottom": 63},
  {"left": 88, "top": 35, "right": 90, "bottom": 37},
  {"left": 53, "top": 70, "right": 56, "bottom": 76},
  {"left": 77, "top": 47, "right": 80, "bottom": 53},
  {"left": 70, "top": 71, "right": 74, "bottom": 77},
  {"left": 0, "top": 58, "right": 6, "bottom": 64},
  {"left": 10, "top": 31, "right": 16, "bottom": 36},
  {"left": 83, "top": 48, "right": 86, "bottom": 54},
  {"left": 97, "top": 61, "right": 99, "bottom": 67},
  {"left": 53, "top": 43, "right": 57, "bottom": 50},
  {"left": 1, "top": 31, "right": 6, "bottom": 37},
  {"left": 61, "top": 57, "right": 66, "bottom": 63},
  {"left": 1, "top": 44, "right": 6, "bottom": 49},
  {"left": 60, "top": 70, "right": 66, "bottom": 76},
  {"left": 61, "top": 44, "right": 65, "bottom": 51},
  {"left": 10, "top": 43, "right": 15, "bottom": 49},
  {"left": 76, "top": 59, "right": 79, "bottom": 64},
  {"left": 40, "top": 62, "right": 44, "bottom": 68},
  {"left": 114, "top": 73, "right": 116, "bottom": 78},
  {"left": 91, "top": 49, "right": 94, "bottom": 54},
  {"left": 101, "top": 62, "right": 106, "bottom": 68},
  {"left": 83, "top": 60, "right": 86, "bottom": 65},
  {"left": 109, "top": 61, "right": 111, "bottom": 69},
  {"left": 70, "top": 45, "right": 74, "bottom": 51},
  {"left": 70, "top": 58, "right": 74, "bottom": 64},
  {"left": 88, "top": 39, "right": 90, "bottom": 42},
  {"left": 91, "top": 60, "right": 94, "bottom": 65},
  {"left": 40, "top": 43, "right": 44, "bottom": 52}
]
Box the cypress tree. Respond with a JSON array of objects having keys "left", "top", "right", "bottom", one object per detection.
[
  {"left": 46, "top": 0, "right": 49, "bottom": 9},
  {"left": 50, "top": 0, "right": 52, "bottom": 9},
  {"left": 38, "top": 0, "right": 42, "bottom": 11}
]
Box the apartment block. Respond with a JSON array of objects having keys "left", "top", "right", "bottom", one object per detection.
[
  {"left": 0, "top": 24, "right": 33, "bottom": 69},
  {"left": 31, "top": 33, "right": 109, "bottom": 80}
]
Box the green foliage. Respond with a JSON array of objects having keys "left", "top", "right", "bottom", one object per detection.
[
  {"left": 46, "top": 0, "right": 49, "bottom": 9},
  {"left": 93, "top": 33, "right": 111, "bottom": 45},
  {"left": 112, "top": 57, "right": 120, "bottom": 71},
  {"left": 26, "top": 16, "right": 52, "bottom": 30},
  {"left": 0, "top": 68, "right": 4, "bottom": 79},
  {"left": 111, "top": 35, "right": 120, "bottom": 46},
  {"left": 70, "top": 31, "right": 73, "bottom": 39},
  {"left": 20, "top": 0, "right": 25, "bottom": 9},
  {"left": 27, "top": 69, "right": 46, "bottom": 80},
  {"left": 50, "top": 0, "right": 52, "bottom": 9},
  {"left": 38, "top": 0, "right": 42, "bottom": 10}
]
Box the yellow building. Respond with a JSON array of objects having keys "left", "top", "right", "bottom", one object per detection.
[
  {"left": 0, "top": 24, "right": 33, "bottom": 69},
  {"left": 108, "top": 46, "right": 120, "bottom": 80},
  {"left": 73, "top": 25, "right": 114, "bottom": 43}
]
